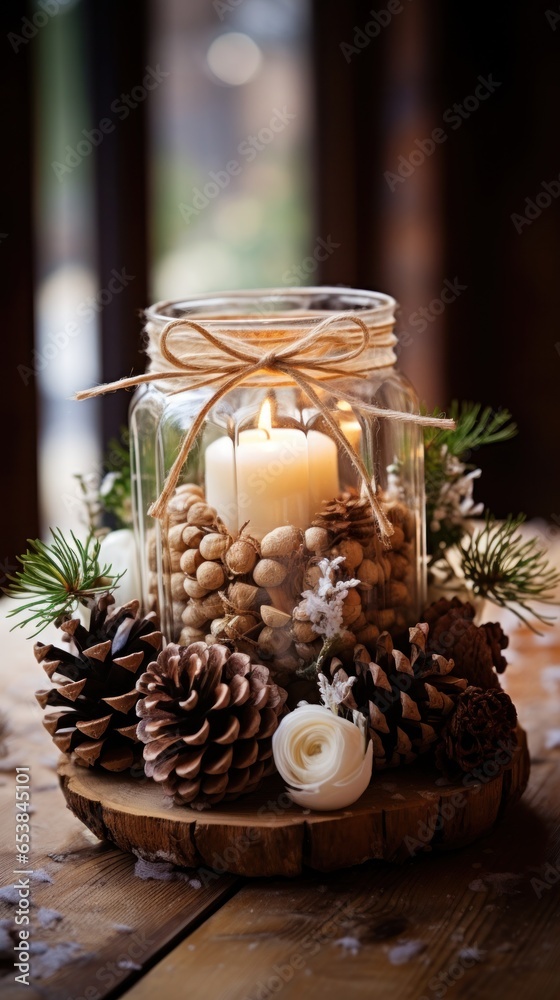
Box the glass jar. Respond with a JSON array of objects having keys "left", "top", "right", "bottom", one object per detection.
[{"left": 130, "top": 288, "right": 425, "bottom": 684}]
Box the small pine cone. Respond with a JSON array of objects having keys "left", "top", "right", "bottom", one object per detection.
[
  {"left": 421, "top": 597, "right": 508, "bottom": 688},
  {"left": 312, "top": 491, "right": 377, "bottom": 542},
  {"left": 35, "top": 595, "right": 162, "bottom": 772},
  {"left": 436, "top": 685, "right": 518, "bottom": 776},
  {"left": 136, "top": 642, "right": 288, "bottom": 808},
  {"left": 329, "top": 624, "right": 468, "bottom": 770}
]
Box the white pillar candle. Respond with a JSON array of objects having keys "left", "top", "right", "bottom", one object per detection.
[
  {"left": 205, "top": 402, "right": 341, "bottom": 540},
  {"left": 307, "top": 430, "right": 339, "bottom": 520},
  {"left": 236, "top": 401, "right": 309, "bottom": 539},
  {"left": 205, "top": 436, "right": 238, "bottom": 533},
  {"left": 338, "top": 401, "right": 362, "bottom": 453}
]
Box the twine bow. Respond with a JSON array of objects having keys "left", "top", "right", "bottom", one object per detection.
[{"left": 76, "top": 312, "right": 455, "bottom": 540}]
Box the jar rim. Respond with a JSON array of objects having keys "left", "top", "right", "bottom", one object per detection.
[{"left": 145, "top": 287, "right": 397, "bottom": 329}]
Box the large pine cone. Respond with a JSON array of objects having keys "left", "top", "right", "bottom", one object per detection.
[
  {"left": 35, "top": 595, "right": 162, "bottom": 772},
  {"left": 421, "top": 597, "right": 508, "bottom": 688},
  {"left": 136, "top": 642, "right": 288, "bottom": 808},
  {"left": 436, "top": 685, "right": 518, "bottom": 775},
  {"left": 327, "top": 624, "right": 468, "bottom": 769},
  {"left": 312, "top": 491, "right": 376, "bottom": 542}
]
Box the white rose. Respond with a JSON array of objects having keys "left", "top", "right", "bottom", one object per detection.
[{"left": 272, "top": 705, "right": 373, "bottom": 811}]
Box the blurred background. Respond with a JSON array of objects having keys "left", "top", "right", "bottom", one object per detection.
[{"left": 2, "top": 0, "right": 560, "bottom": 571}]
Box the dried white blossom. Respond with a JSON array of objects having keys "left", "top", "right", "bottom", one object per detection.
[
  {"left": 431, "top": 450, "right": 483, "bottom": 533},
  {"left": 318, "top": 668, "right": 358, "bottom": 714},
  {"left": 301, "top": 556, "right": 360, "bottom": 640}
]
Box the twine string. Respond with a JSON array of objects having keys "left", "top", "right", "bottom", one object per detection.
[{"left": 76, "top": 311, "right": 455, "bottom": 538}]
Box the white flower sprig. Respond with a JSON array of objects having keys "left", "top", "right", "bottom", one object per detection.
[{"left": 301, "top": 556, "right": 360, "bottom": 641}]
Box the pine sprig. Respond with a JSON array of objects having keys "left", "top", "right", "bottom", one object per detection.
[
  {"left": 461, "top": 513, "right": 560, "bottom": 630},
  {"left": 3, "top": 529, "right": 124, "bottom": 637},
  {"left": 424, "top": 401, "right": 517, "bottom": 461}
]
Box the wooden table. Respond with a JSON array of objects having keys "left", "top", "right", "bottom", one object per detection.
[{"left": 1, "top": 602, "right": 559, "bottom": 1000}]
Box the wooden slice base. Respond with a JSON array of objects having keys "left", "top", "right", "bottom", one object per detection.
[{"left": 58, "top": 726, "right": 529, "bottom": 877}]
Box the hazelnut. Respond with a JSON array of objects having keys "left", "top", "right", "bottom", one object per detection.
[
  {"left": 168, "top": 524, "right": 188, "bottom": 551},
  {"left": 225, "top": 538, "right": 258, "bottom": 575},
  {"left": 224, "top": 613, "right": 259, "bottom": 639},
  {"left": 167, "top": 492, "right": 201, "bottom": 524},
  {"left": 227, "top": 581, "right": 259, "bottom": 611},
  {"left": 304, "top": 565, "right": 322, "bottom": 589},
  {"left": 332, "top": 539, "right": 364, "bottom": 570},
  {"left": 187, "top": 502, "right": 217, "bottom": 527},
  {"left": 196, "top": 561, "right": 225, "bottom": 591},
  {"left": 304, "top": 526, "right": 330, "bottom": 553},
  {"left": 183, "top": 577, "right": 209, "bottom": 600},
  {"left": 376, "top": 609, "right": 396, "bottom": 631},
  {"left": 181, "top": 602, "right": 209, "bottom": 628},
  {"left": 261, "top": 605, "right": 292, "bottom": 629},
  {"left": 253, "top": 559, "right": 288, "bottom": 588},
  {"left": 199, "top": 532, "right": 231, "bottom": 561},
  {"left": 292, "top": 620, "right": 318, "bottom": 643},
  {"left": 357, "top": 559, "right": 380, "bottom": 589},
  {"left": 388, "top": 552, "right": 410, "bottom": 581},
  {"left": 258, "top": 626, "right": 293, "bottom": 657},
  {"left": 388, "top": 525, "right": 405, "bottom": 551},
  {"left": 171, "top": 572, "right": 189, "bottom": 601},
  {"left": 176, "top": 483, "right": 204, "bottom": 497},
  {"left": 199, "top": 592, "right": 225, "bottom": 619},
  {"left": 260, "top": 525, "right": 303, "bottom": 559},
  {"left": 386, "top": 580, "right": 409, "bottom": 606},
  {"left": 180, "top": 548, "right": 203, "bottom": 576},
  {"left": 182, "top": 525, "right": 204, "bottom": 548},
  {"left": 169, "top": 548, "right": 183, "bottom": 572},
  {"left": 210, "top": 618, "right": 227, "bottom": 638},
  {"left": 178, "top": 626, "right": 205, "bottom": 645}
]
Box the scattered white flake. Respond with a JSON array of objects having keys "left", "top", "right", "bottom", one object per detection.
[
  {"left": 495, "top": 942, "right": 514, "bottom": 953},
  {"left": 469, "top": 873, "right": 522, "bottom": 895},
  {"left": 187, "top": 944, "right": 196, "bottom": 951},
  {"left": 0, "top": 886, "right": 25, "bottom": 904},
  {"left": 418, "top": 791, "right": 439, "bottom": 800},
  {"left": 29, "top": 869, "right": 54, "bottom": 884},
  {"left": 248, "top": 942, "right": 258, "bottom": 951},
  {"left": 31, "top": 941, "right": 84, "bottom": 978},
  {"left": 391, "top": 793, "right": 406, "bottom": 801},
  {"left": 36, "top": 907, "right": 63, "bottom": 929},
  {"left": 117, "top": 959, "right": 142, "bottom": 971},
  {"left": 469, "top": 877, "right": 487, "bottom": 892},
  {"left": 458, "top": 946, "right": 485, "bottom": 962},
  {"left": 134, "top": 859, "right": 176, "bottom": 881},
  {"left": 187, "top": 878, "right": 202, "bottom": 890},
  {"left": 112, "top": 923, "right": 134, "bottom": 933},
  {"left": 387, "top": 940, "right": 426, "bottom": 965},
  {"left": 545, "top": 729, "right": 560, "bottom": 749},
  {"left": 334, "top": 936, "right": 361, "bottom": 956}
]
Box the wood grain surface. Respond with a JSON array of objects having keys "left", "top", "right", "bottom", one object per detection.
[
  {"left": 58, "top": 725, "right": 529, "bottom": 877},
  {"left": 0, "top": 604, "right": 559, "bottom": 999}
]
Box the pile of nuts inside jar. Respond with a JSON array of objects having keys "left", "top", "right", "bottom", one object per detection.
[{"left": 148, "top": 483, "right": 416, "bottom": 684}]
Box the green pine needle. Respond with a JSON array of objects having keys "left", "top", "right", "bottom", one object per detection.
[
  {"left": 461, "top": 513, "right": 560, "bottom": 631},
  {"left": 424, "top": 400, "right": 518, "bottom": 459},
  {"left": 3, "top": 528, "right": 124, "bottom": 637}
]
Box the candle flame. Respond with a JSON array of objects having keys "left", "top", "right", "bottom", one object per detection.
[{"left": 258, "top": 398, "right": 272, "bottom": 434}]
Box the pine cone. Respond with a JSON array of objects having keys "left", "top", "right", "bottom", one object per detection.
[
  {"left": 136, "top": 641, "right": 288, "bottom": 808},
  {"left": 421, "top": 597, "right": 508, "bottom": 688},
  {"left": 35, "top": 595, "right": 162, "bottom": 772},
  {"left": 436, "top": 685, "right": 518, "bottom": 775},
  {"left": 327, "top": 624, "right": 468, "bottom": 769},
  {"left": 312, "top": 491, "right": 376, "bottom": 542}
]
